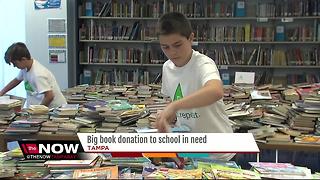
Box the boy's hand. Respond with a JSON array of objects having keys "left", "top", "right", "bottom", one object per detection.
[
  {"left": 156, "top": 117, "right": 170, "bottom": 133},
  {"left": 156, "top": 103, "right": 178, "bottom": 133}
]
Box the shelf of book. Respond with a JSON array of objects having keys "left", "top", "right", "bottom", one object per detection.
[
  {"left": 217, "top": 65, "right": 320, "bottom": 69},
  {"left": 72, "top": 0, "right": 320, "bottom": 86},
  {"left": 79, "top": 63, "right": 320, "bottom": 69},
  {"left": 80, "top": 62, "right": 142, "bottom": 66},
  {"left": 196, "top": 41, "right": 320, "bottom": 44},
  {"left": 79, "top": 16, "right": 159, "bottom": 20},
  {"left": 79, "top": 40, "right": 157, "bottom": 43},
  {"left": 80, "top": 40, "right": 320, "bottom": 44},
  {"left": 79, "top": 16, "right": 320, "bottom": 21}
]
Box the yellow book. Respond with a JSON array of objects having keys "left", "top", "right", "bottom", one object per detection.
[{"left": 244, "top": 24, "right": 251, "bottom": 42}]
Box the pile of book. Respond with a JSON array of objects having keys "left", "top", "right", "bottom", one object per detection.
[
  {"left": 0, "top": 96, "right": 22, "bottom": 110},
  {"left": 0, "top": 151, "right": 17, "bottom": 178},
  {"left": 15, "top": 160, "right": 48, "bottom": 179},
  {"left": 5, "top": 119, "right": 44, "bottom": 134},
  {"left": 294, "top": 135, "right": 320, "bottom": 145},
  {"left": 288, "top": 99, "right": 319, "bottom": 132},
  {"left": 27, "top": 105, "right": 49, "bottom": 114},
  {"left": 51, "top": 104, "right": 79, "bottom": 117},
  {"left": 249, "top": 162, "right": 312, "bottom": 179}
]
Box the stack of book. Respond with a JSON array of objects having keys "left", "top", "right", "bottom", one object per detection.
[
  {"left": 282, "top": 89, "right": 300, "bottom": 101},
  {"left": 145, "top": 168, "right": 203, "bottom": 179},
  {"left": 247, "top": 126, "right": 277, "bottom": 141},
  {"left": 249, "top": 162, "right": 312, "bottom": 179},
  {"left": 15, "top": 160, "right": 48, "bottom": 179},
  {"left": 72, "top": 166, "right": 118, "bottom": 179},
  {"left": 0, "top": 150, "right": 17, "bottom": 179},
  {"left": 83, "top": 100, "right": 110, "bottom": 112},
  {"left": 137, "top": 85, "right": 152, "bottom": 98},
  {"left": 39, "top": 121, "right": 59, "bottom": 135},
  {"left": 0, "top": 96, "right": 22, "bottom": 110},
  {"left": 288, "top": 100, "right": 319, "bottom": 132},
  {"left": 259, "top": 111, "right": 287, "bottom": 128},
  {"left": 57, "top": 121, "right": 81, "bottom": 135},
  {"left": 98, "top": 110, "right": 122, "bottom": 132},
  {"left": 265, "top": 132, "right": 292, "bottom": 143},
  {"left": 120, "top": 109, "right": 149, "bottom": 126},
  {"left": 0, "top": 97, "right": 22, "bottom": 132},
  {"left": 0, "top": 107, "right": 16, "bottom": 132},
  {"left": 5, "top": 119, "right": 44, "bottom": 134},
  {"left": 51, "top": 104, "right": 79, "bottom": 117},
  {"left": 294, "top": 135, "right": 320, "bottom": 145},
  {"left": 27, "top": 105, "right": 50, "bottom": 121},
  {"left": 146, "top": 101, "right": 170, "bottom": 114},
  {"left": 27, "top": 105, "right": 49, "bottom": 114}
]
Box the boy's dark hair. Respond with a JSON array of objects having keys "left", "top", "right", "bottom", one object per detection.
[
  {"left": 158, "top": 12, "right": 192, "bottom": 39},
  {"left": 4, "top": 42, "right": 31, "bottom": 65}
]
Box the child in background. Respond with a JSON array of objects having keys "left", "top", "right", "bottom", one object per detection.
[{"left": 0, "top": 42, "right": 66, "bottom": 108}]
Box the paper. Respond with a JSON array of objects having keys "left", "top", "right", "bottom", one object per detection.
[
  {"left": 250, "top": 90, "right": 272, "bottom": 100},
  {"left": 234, "top": 72, "right": 255, "bottom": 84},
  {"left": 49, "top": 49, "right": 66, "bottom": 63}
]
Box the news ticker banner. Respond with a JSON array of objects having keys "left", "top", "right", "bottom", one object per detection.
[
  {"left": 17, "top": 133, "right": 259, "bottom": 160},
  {"left": 77, "top": 133, "right": 259, "bottom": 157}
]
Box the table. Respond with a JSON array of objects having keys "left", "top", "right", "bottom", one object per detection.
[
  {"left": 257, "top": 142, "right": 320, "bottom": 152},
  {"left": 256, "top": 142, "right": 320, "bottom": 163}
]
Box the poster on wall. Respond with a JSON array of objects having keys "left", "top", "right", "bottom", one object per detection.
[
  {"left": 48, "top": 34, "right": 66, "bottom": 48},
  {"left": 34, "top": 0, "right": 61, "bottom": 10},
  {"left": 48, "top": 19, "right": 66, "bottom": 33},
  {"left": 49, "top": 49, "right": 66, "bottom": 63}
]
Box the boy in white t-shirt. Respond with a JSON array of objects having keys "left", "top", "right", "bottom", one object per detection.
[
  {"left": 156, "top": 12, "right": 234, "bottom": 160},
  {"left": 0, "top": 42, "right": 66, "bottom": 108}
]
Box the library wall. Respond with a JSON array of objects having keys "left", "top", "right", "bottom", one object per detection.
[{"left": 25, "top": 0, "right": 69, "bottom": 89}]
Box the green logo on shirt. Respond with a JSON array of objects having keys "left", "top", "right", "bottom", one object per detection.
[
  {"left": 173, "top": 83, "right": 183, "bottom": 101},
  {"left": 24, "top": 81, "right": 34, "bottom": 92}
]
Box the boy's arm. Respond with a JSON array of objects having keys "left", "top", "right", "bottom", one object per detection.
[
  {"left": 41, "top": 90, "right": 54, "bottom": 107},
  {"left": 0, "top": 78, "right": 22, "bottom": 96}
]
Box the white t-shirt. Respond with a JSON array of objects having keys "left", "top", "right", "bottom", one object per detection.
[
  {"left": 161, "top": 50, "right": 234, "bottom": 160},
  {"left": 16, "top": 59, "right": 67, "bottom": 108}
]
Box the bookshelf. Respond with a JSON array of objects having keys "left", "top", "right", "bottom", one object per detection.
[{"left": 71, "top": 0, "right": 320, "bottom": 86}]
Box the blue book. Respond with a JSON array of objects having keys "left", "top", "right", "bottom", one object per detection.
[
  {"left": 275, "top": 25, "right": 285, "bottom": 41},
  {"left": 85, "top": 1, "right": 93, "bottom": 16},
  {"left": 83, "top": 100, "right": 108, "bottom": 111},
  {"left": 235, "top": 1, "right": 245, "bottom": 17},
  {"left": 81, "top": 70, "right": 92, "bottom": 85},
  {"left": 221, "top": 73, "right": 231, "bottom": 85}
]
